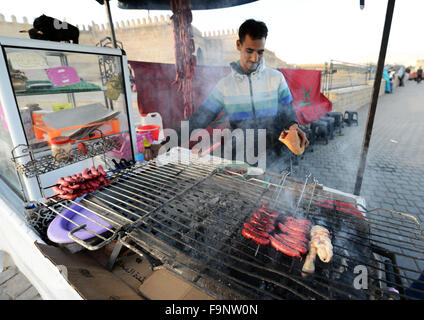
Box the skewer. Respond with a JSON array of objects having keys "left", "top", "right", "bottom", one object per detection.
[
  {"left": 306, "top": 178, "right": 319, "bottom": 217},
  {"left": 272, "top": 170, "right": 290, "bottom": 209},
  {"left": 254, "top": 244, "right": 260, "bottom": 256},
  {"left": 294, "top": 172, "right": 311, "bottom": 214}
]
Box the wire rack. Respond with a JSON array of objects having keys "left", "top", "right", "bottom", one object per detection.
[{"left": 35, "top": 158, "right": 424, "bottom": 300}]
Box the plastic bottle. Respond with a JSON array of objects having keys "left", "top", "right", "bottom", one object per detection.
[{"left": 140, "top": 112, "right": 164, "bottom": 140}]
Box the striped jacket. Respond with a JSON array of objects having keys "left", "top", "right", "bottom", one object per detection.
[{"left": 185, "top": 59, "right": 299, "bottom": 154}]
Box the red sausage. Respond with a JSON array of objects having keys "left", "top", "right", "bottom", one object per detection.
[
  {"left": 278, "top": 223, "right": 308, "bottom": 242},
  {"left": 285, "top": 216, "right": 312, "bottom": 227},
  {"left": 61, "top": 186, "right": 74, "bottom": 194},
  {"left": 253, "top": 211, "right": 261, "bottom": 220},
  {"left": 284, "top": 221, "right": 310, "bottom": 233},
  {"left": 64, "top": 176, "right": 76, "bottom": 183},
  {"left": 269, "top": 235, "right": 302, "bottom": 258},
  {"left": 68, "top": 184, "right": 80, "bottom": 190},
  {"left": 241, "top": 228, "right": 270, "bottom": 245},
  {"left": 59, "top": 193, "right": 77, "bottom": 200},
  {"left": 82, "top": 168, "right": 92, "bottom": 180},
  {"left": 260, "top": 203, "right": 279, "bottom": 215},
  {"left": 258, "top": 207, "right": 279, "bottom": 219},
  {"left": 90, "top": 165, "right": 100, "bottom": 177},
  {"left": 274, "top": 233, "right": 307, "bottom": 254},
  {"left": 52, "top": 186, "right": 66, "bottom": 195},
  {"left": 87, "top": 180, "right": 99, "bottom": 188},
  {"left": 243, "top": 223, "right": 269, "bottom": 238},
  {"left": 97, "top": 165, "right": 107, "bottom": 177},
  {"left": 276, "top": 232, "right": 307, "bottom": 247},
  {"left": 57, "top": 177, "right": 69, "bottom": 187},
  {"left": 253, "top": 211, "right": 275, "bottom": 225},
  {"left": 250, "top": 217, "right": 266, "bottom": 228}
]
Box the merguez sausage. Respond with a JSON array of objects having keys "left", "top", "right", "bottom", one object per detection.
[
  {"left": 97, "top": 165, "right": 107, "bottom": 177},
  {"left": 269, "top": 235, "right": 302, "bottom": 258},
  {"left": 58, "top": 177, "right": 69, "bottom": 187},
  {"left": 243, "top": 223, "right": 269, "bottom": 238},
  {"left": 258, "top": 207, "right": 279, "bottom": 219},
  {"left": 285, "top": 216, "right": 312, "bottom": 227},
  {"left": 52, "top": 185, "right": 66, "bottom": 195},
  {"left": 241, "top": 228, "right": 270, "bottom": 245},
  {"left": 274, "top": 234, "right": 307, "bottom": 254}
]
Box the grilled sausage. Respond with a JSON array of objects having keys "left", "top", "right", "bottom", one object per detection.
[
  {"left": 278, "top": 222, "right": 308, "bottom": 242},
  {"left": 52, "top": 185, "right": 66, "bottom": 195},
  {"left": 82, "top": 168, "right": 93, "bottom": 180},
  {"left": 60, "top": 185, "right": 74, "bottom": 194},
  {"left": 284, "top": 220, "right": 310, "bottom": 233},
  {"left": 68, "top": 184, "right": 80, "bottom": 190},
  {"left": 269, "top": 235, "right": 302, "bottom": 258},
  {"left": 249, "top": 217, "right": 274, "bottom": 233},
  {"left": 90, "top": 165, "right": 100, "bottom": 177},
  {"left": 258, "top": 207, "right": 279, "bottom": 219},
  {"left": 274, "top": 233, "right": 307, "bottom": 254},
  {"left": 97, "top": 165, "right": 107, "bottom": 177},
  {"left": 276, "top": 232, "right": 307, "bottom": 247},
  {"left": 241, "top": 228, "right": 270, "bottom": 245},
  {"left": 243, "top": 223, "right": 269, "bottom": 238},
  {"left": 253, "top": 211, "right": 276, "bottom": 225},
  {"left": 57, "top": 177, "right": 70, "bottom": 187},
  {"left": 59, "top": 193, "right": 77, "bottom": 200},
  {"left": 285, "top": 216, "right": 312, "bottom": 227}
]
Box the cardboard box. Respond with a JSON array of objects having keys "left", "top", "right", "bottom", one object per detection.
[
  {"left": 138, "top": 269, "right": 214, "bottom": 300},
  {"left": 35, "top": 242, "right": 142, "bottom": 300}
]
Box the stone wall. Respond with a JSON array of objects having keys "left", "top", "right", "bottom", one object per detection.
[
  {"left": 0, "top": 13, "right": 288, "bottom": 68},
  {"left": 327, "top": 80, "right": 387, "bottom": 113}
]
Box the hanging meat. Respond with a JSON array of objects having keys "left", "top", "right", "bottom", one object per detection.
[{"left": 170, "top": 0, "right": 196, "bottom": 120}]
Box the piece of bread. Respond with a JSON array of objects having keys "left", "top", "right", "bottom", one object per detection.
[{"left": 279, "top": 126, "right": 305, "bottom": 155}]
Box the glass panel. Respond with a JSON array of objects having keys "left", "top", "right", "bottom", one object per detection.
[
  {"left": 0, "top": 103, "right": 24, "bottom": 198},
  {"left": 4, "top": 47, "right": 133, "bottom": 168}
]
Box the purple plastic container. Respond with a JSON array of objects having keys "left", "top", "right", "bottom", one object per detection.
[{"left": 47, "top": 201, "right": 112, "bottom": 244}]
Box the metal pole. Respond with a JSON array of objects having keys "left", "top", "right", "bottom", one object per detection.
[
  {"left": 353, "top": 0, "right": 395, "bottom": 196},
  {"left": 104, "top": 0, "right": 118, "bottom": 48}
]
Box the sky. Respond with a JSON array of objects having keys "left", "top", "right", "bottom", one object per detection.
[{"left": 1, "top": 0, "right": 424, "bottom": 66}]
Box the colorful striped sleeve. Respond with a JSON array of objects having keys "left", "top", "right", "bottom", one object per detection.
[{"left": 276, "top": 75, "right": 298, "bottom": 130}]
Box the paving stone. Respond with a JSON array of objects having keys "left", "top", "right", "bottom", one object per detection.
[
  {"left": 1, "top": 272, "right": 33, "bottom": 299},
  {"left": 0, "top": 267, "right": 18, "bottom": 286},
  {"left": 16, "top": 286, "right": 40, "bottom": 300}
]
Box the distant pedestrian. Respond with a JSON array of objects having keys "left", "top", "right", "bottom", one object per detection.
[
  {"left": 405, "top": 67, "right": 410, "bottom": 82},
  {"left": 383, "top": 66, "right": 392, "bottom": 93},
  {"left": 417, "top": 66, "right": 423, "bottom": 84},
  {"left": 397, "top": 66, "right": 405, "bottom": 87}
]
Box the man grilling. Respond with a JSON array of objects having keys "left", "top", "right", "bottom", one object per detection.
[{"left": 144, "top": 19, "right": 308, "bottom": 171}]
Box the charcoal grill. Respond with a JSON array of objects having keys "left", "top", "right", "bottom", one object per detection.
[{"left": 39, "top": 149, "right": 424, "bottom": 300}]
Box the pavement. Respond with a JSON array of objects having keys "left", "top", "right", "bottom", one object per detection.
[
  {"left": 286, "top": 79, "right": 424, "bottom": 282},
  {"left": 290, "top": 80, "right": 424, "bottom": 223},
  {"left": 1, "top": 80, "right": 423, "bottom": 300}
]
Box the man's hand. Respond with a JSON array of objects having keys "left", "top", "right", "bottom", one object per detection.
[
  {"left": 289, "top": 124, "right": 309, "bottom": 149},
  {"left": 143, "top": 143, "right": 162, "bottom": 161}
]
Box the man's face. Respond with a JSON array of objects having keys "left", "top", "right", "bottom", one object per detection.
[{"left": 237, "top": 34, "right": 266, "bottom": 73}]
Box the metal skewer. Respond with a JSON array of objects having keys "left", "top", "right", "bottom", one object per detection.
[
  {"left": 272, "top": 170, "right": 290, "bottom": 209},
  {"left": 254, "top": 244, "right": 260, "bottom": 256},
  {"left": 294, "top": 172, "right": 311, "bottom": 214}
]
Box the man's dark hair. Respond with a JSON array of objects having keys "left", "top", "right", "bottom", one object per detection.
[{"left": 238, "top": 19, "right": 268, "bottom": 43}]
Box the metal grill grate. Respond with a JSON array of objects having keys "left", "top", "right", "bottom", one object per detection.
[{"left": 40, "top": 157, "right": 424, "bottom": 300}]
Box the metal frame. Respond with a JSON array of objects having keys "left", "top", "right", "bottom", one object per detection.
[
  {"left": 0, "top": 36, "right": 136, "bottom": 201},
  {"left": 36, "top": 156, "right": 424, "bottom": 300}
]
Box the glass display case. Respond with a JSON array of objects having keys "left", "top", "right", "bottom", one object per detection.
[{"left": 0, "top": 36, "right": 137, "bottom": 202}]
